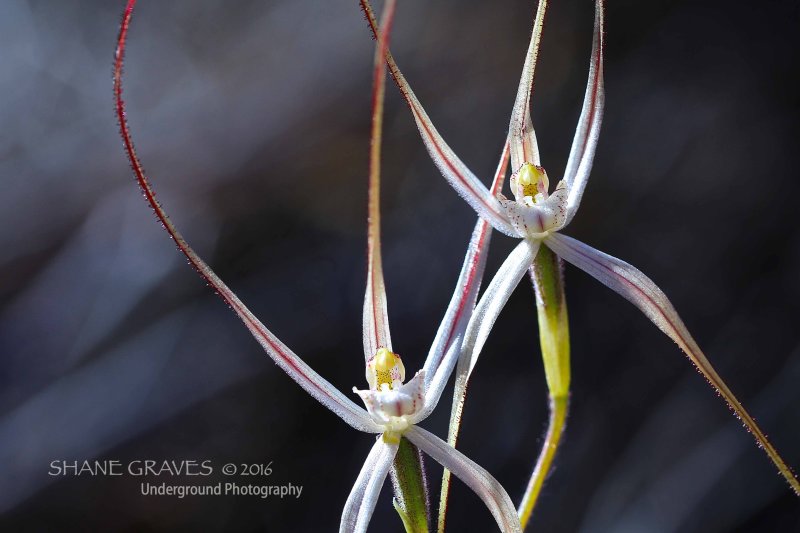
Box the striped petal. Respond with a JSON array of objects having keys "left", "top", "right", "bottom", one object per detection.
[
  {"left": 437, "top": 240, "right": 538, "bottom": 527},
  {"left": 340, "top": 438, "right": 384, "bottom": 532},
  {"left": 545, "top": 232, "right": 800, "bottom": 495},
  {"left": 563, "top": 0, "right": 605, "bottom": 225},
  {"left": 419, "top": 142, "right": 510, "bottom": 419},
  {"left": 340, "top": 438, "right": 399, "bottom": 533},
  {"left": 508, "top": 0, "right": 547, "bottom": 170},
  {"left": 405, "top": 426, "right": 522, "bottom": 533},
  {"left": 359, "top": 0, "right": 515, "bottom": 236},
  {"left": 115, "top": 0, "right": 379, "bottom": 434},
  {"left": 461, "top": 240, "right": 539, "bottom": 381},
  {"left": 362, "top": 0, "right": 397, "bottom": 359}
]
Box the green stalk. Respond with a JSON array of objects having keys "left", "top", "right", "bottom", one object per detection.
[
  {"left": 390, "top": 437, "right": 430, "bottom": 532},
  {"left": 518, "top": 244, "right": 571, "bottom": 529}
]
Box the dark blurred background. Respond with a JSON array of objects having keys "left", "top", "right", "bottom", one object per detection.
[{"left": 1, "top": 0, "right": 798, "bottom": 531}]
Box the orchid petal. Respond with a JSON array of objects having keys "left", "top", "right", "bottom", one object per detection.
[
  {"left": 115, "top": 0, "right": 379, "bottom": 435},
  {"left": 420, "top": 142, "right": 510, "bottom": 415},
  {"left": 462, "top": 240, "right": 539, "bottom": 381},
  {"left": 354, "top": 439, "right": 399, "bottom": 532},
  {"left": 340, "top": 438, "right": 384, "bottom": 532},
  {"left": 340, "top": 438, "right": 399, "bottom": 533},
  {"left": 545, "top": 232, "right": 800, "bottom": 494},
  {"left": 508, "top": 0, "right": 547, "bottom": 170},
  {"left": 359, "top": 0, "right": 515, "bottom": 237},
  {"left": 362, "top": 0, "right": 397, "bottom": 360},
  {"left": 405, "top": 426, "right": 522, "bottom": 533},
  {"left": 416, "top": 220, "right": 490, "bottom": 421},
  {"left": 563, "top": 0, "right": 605, "bottom": 224},
  {"left": 436, "top": 240, "right": 538, "bottom": 527}
]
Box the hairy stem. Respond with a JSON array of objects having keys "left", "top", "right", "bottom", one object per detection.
[
  {"left": 518, "top": 395, "right": 568, "bottom": 528},
  {"left": 391, "top": 437, "right": 430, "bottom": 532},
  {"left": 519, "top": 244, "right": 571, "bottom": 528}
]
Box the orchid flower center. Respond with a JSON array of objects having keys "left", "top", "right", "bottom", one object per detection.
[
  {"left": 501, "top": 162, "right": 569, "bottom": 239},
  {"left": 513, "top": 163, "right": 550, "bottom": 206},
  {"left": 367, "top": 347, "right": 406, "bottom": 391},
  {"left": 355, "top": 348, "right": 426, "bottom": 444}
]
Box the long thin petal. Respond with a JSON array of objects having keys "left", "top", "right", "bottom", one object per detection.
[
  {"left": 340, "top": 438, "right": 385, "bottom": 532},
  {"left": 545, "top": 232, "right": 800, "bottom": 495},
  {"left": 508, "top": 0, "right": 547, "bottom": 170},
  {"left": 405, "top": 426, "right": 522, "bottom": 533},
  {"left": 447, "top": 240, "right": 539, "bottom": 435},
  {"left": 420, "top": 141, "right": 510, "bottom": 413},
  {"left": 115, "top": 0, "right": 379, "bottom": 434},
  {"left": 436, "top": 240, "right": 538, "bottom": 530},
  {"left": 462, "top": 240, "right": 539, "bottom": 381},
  {"left": 362, "top": 0, "right": 397, "bottom": 359},
  {"left": 359, "top": 0, "right": 515, "bottom": 236},
  {"left": 339, "top": 438, "right": 392, "bottom": 533},
  {"left": 563, "top": 0, "right": 605, "bottom": 224},
  {"left": 339, "top": 438, "right": 399, "bottom": 533},
  {"left": 354, "top": 440, "right": 398, "bottom": 532}
]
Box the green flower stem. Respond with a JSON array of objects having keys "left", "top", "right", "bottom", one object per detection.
[
  {"left": 391, "top": 437, "right": 430, "bottom": 533},
  {"left": 518, "top": 244, "right": 571, "bottom": 528},
  {"left": 518, "top": 395, "right": 568, "bottom": 528}
]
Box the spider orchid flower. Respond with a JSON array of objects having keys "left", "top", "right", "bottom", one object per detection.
[
  {"left": 114, "top": 1, "right": 521, "bottom": 531},
  {"left": 360, "top": 0, "right": 800, "bottom": 500}
]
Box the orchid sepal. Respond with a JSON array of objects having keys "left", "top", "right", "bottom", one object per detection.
[
  {"left": 340, "top": 438, "right": 400, "bottom": 533},
  {"left": 406, "top": 426, "right": 522, "bottom": 533},
  {"left": 115, "top": 0, "right": 381, "bottom": 437},
  {"left": 544, "top": 232, "right": 800, "bottom": 495},
  {"left": 358, "top": 0, "right": 516, "bottom": 238},
  {"left": 508, "top": 0, "right": 547, "bottom": 171},
  {"left": 562, "top": 0, "right": 605, "bottom": 225},
  {"left": 361, "top": 0, "right": 396, "bottom": 360},
  {"left": 418, "top": 142, "right": 510, "bottom": 423},
  {"left": 462, "top": 240, "right": 540, "bottom": 381}
]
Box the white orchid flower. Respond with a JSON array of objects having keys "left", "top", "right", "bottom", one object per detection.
[
  {"left": 114, "top": 1, "right": 522, "bottom": 531},
  {"left": 360, "top": 0, "right": 800, "bottom": 498}
]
